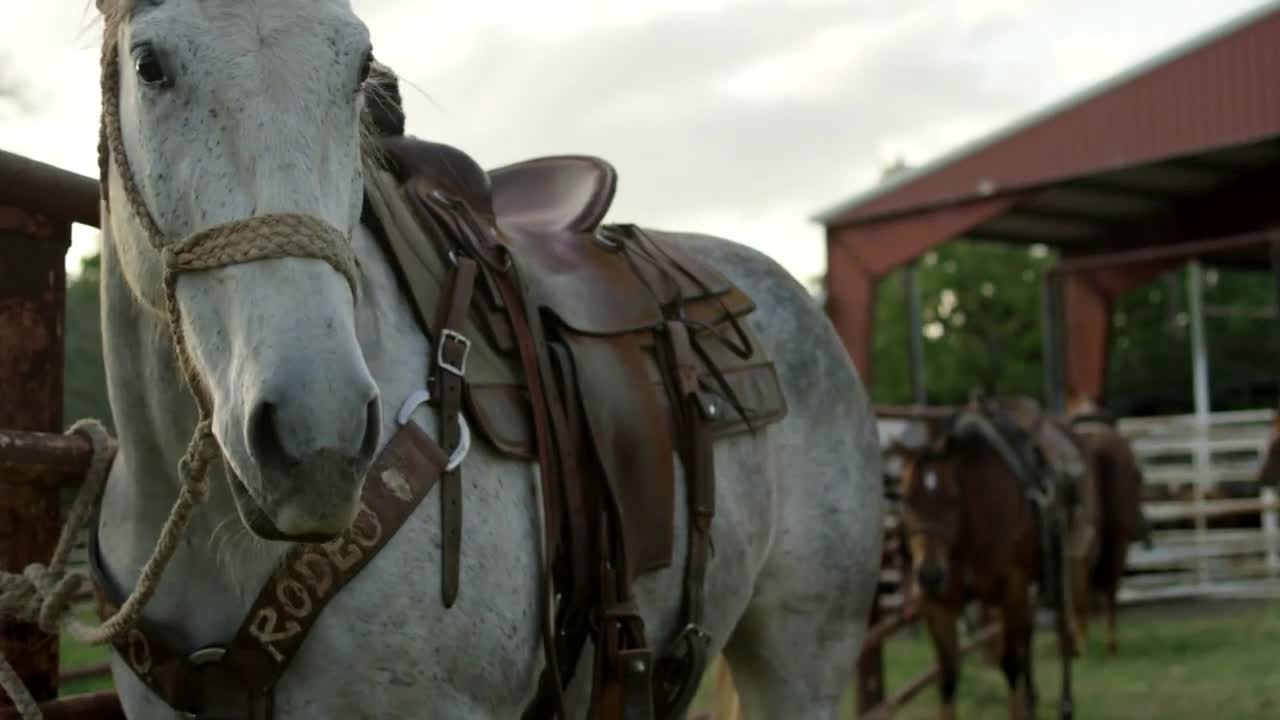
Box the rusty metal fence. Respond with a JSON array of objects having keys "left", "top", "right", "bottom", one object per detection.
[{"left": 0, "top": 148, "right": 123, "bottom": 718}]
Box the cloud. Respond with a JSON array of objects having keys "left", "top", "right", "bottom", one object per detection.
[
  {"left": 364, "top": 0, "right": 1058, "bottom": 281},
  {"left": 0, "top": 0, "right": 1272, "bottom": 280}
]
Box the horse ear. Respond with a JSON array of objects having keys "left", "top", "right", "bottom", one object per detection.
[
  {"left": 882, "top": 440, "right": 913, "bottom": 472},
  {"left": 361, "top": 57, "right": 405, "bottom": 138},
  {"left": 929, "top": 432, "right": 953, "bottom": 457}
]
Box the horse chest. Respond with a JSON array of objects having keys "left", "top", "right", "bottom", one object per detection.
[{"left": 269, "top": 513, "right": 547, "bottom": 716}]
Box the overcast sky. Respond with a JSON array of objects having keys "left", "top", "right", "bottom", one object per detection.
[{"left": 0, "top": 0, "right": 1272, "bottom": 281}]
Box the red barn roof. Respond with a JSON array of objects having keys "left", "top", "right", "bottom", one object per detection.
[
  {"left": 819, "top": 1, "right": 1280, "bottom": 390},
  {"left": 817, "top": 1, "right": 1280, "bottom": 261}
]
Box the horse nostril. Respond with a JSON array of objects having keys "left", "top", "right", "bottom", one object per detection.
[
  {"left": 248, "top": 401, "right": 297, "bottom": 467},
  {"left": 357, "top": 396, "right": 381, "bottom": 467},
  {"left": 918, "top": 565, "right": 946, "bottom": 591}
]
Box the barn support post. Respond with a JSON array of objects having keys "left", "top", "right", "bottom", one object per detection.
[
  {"left": 824, "top": 197, "right": 1018, "bottom": 386},
  {"left": 825, "top": 239, "right": 879, "bottom": 383},
  {"left": 1041, "top": 270, "right": 1065, "bottom": 413},
  {"left": 904, "top": 261, "right": 927, "bottom": 405},
  {"left": 1186, "top": 260, "right": 1212, "bottom": 588},
  {"left": 0, "top": 207, "right": 71, "bottom": 706},
  {"left": 1271, "top": 234, "right": 1280, "bottom": 357}
]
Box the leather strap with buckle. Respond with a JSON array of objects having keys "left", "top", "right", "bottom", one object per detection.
[{"left": 431, "top": 257, "right": 477, "bottom": 608}]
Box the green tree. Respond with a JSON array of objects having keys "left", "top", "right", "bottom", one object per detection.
[
  {"left": 64, "top": 251, "right": 111, "bottom": 428},
  {"left": 862, "top": 159, "right": 1280, "bottom": 413},
  {"left": 871, "top": 241, "right": 1055, "bottom": 405}
]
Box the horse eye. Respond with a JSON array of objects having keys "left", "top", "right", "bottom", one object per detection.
[
  {"left": 133, "top": 46, "right": 169, "bottom": 87},
  {"left": 357, "top": 51, "right": 373, "bottom": 86}
]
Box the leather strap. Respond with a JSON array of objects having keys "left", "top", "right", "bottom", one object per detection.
[
  {"left": 89, "top": 421, "right": 449, "bottom": 719},
  {"left": 489, "top": 262, "right": 570, "bottom": 718},
  {"left": 432, "top": 257, "right": 478, "bottom": 608},
  {"left": 653, "top": 322, "right": 715, "bottom": 715}
]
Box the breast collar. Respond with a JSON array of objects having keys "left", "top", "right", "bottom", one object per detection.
[{"left": 86, "top": 417, "right": 448, "bottom": 720}]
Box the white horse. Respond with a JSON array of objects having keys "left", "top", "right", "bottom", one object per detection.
[{"left": 90, "top": 0, "right": 884, "bottom": 717}]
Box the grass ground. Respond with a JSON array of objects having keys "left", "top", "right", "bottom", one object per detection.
[
  {"left": 55, "top": 599, "right": 1280, "bottom": 718},
  {"left": 883, "top": 598, "right": 1280, "bottom": 719},
  {"left": 686, "top": 598, "right": 1280, "bottom": 719}
]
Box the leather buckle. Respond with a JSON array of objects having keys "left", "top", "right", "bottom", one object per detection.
[
  {"left": 674, "top": 623, "right": 711, "bottom": 649},
  {"left": 436, "top": 329, "right": 471, "bottom": 377},
  {"left": 656, "top": 624, "right": 712, "bottom": 714}
]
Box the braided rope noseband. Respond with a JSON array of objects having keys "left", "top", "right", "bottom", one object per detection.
[{"left": 0, "top": 15, "right": 362, "bottom": 718}]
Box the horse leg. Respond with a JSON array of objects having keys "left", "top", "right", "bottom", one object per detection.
[
  {"left": 978, "top": 604, "right": 1003, "bottom": 668},
  {"left": 921, "top": 602, "right": 961, "bottom": 720},
  {"left": 999, "top": 584, "right": 1034, "bottom": 720},
  {"left": 1024, "top": 600, "right": 1039, "bottom": 712},
  {"left": 1069, "top": 558, "right": 1090, "bottom": 656},
  {"left": 719, "top": 589, "right": 865, "bottom": 720},
  {"left": 1104, "top": 584, "right": 1119, "bottom": 656}
]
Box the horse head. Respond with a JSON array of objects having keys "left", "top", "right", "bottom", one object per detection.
[
  {"left": 97, "top": 0, "right": 387, "bottom": 541},
  {"left": 891, "top": 432, "right": 964, "bottom": 599}
]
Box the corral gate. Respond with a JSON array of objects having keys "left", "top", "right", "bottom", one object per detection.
[{"left": 0, "top": 148, "right": 123, "bottom": 718}]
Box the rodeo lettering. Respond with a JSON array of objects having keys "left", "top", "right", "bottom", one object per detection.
[{"left": 248, "top": 501, "right": 386, "bottom": 662}]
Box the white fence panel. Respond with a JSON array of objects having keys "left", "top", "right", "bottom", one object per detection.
[{"left": 1116, "top": 408, "right": 1280, "bottom": 602}]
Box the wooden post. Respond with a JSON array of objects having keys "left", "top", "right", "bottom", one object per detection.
[
  {"left": 905, "top": 262, "right": 927, "bottom": 405},
  {"left": 1186, "top": 261, "right": 1212, "bottom": 588},
  {"left": 1262, "top": 487, "right": 1280, "bottom": 574},
  {"left": 0, "top": 207, "right": 71, "bottom": 706},
  {"left": 857, "top": 511, "right": 897, "bottom": 715},
  {"left": 856, "top": 599, "right": 887, "bottom": 715}
]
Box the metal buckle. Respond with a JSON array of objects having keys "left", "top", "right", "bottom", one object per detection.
[
  {"left": 180, "top": 647, "right": 228, "bottom": 720},
  {"left": 397, "top": 388, "right": 432, "bottom": 426},
  {"left": 437, "top": 329, "right": 471, "bottom": 377},
  {"left": 188, "top": 646, "right": 227, "bottom": 665},
  {"left": 676, "top": 623, "right": 711, "bottom": 648},
  {"left": 594, "top": 228, "right": 623, "bottom": 252}
]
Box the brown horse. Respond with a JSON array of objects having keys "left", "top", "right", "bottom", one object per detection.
[
  {"left": 891, "top": 397, "right": 1094, "bottom": 720},
  {"left": 1256, "top": 411, "right": 1280, "bottom": 488},
  {"left": 1067, "top": 400, "right": 1151, "bottom": 656}
]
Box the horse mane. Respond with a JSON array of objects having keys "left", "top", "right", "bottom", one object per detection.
[{"left": 362, "top": 59, "right": 405, "bottom": 139}]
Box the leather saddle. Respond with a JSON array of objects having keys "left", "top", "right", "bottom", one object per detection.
[
  {"left": 982, "top": 396, "right": 1087, "bottom": 493},
  {"left": 491, "top": 155, "right": 617, "bottom": 235},
  {"left": 964, "top": 395, "right": 1097, "bottom": 561},
  {"left": 359, "top": 134, "right": 788, "bottom": 719}
]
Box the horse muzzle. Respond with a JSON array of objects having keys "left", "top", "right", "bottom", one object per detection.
[{"left": 917, "top": 563, "right": 948, "bottom": 597}]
